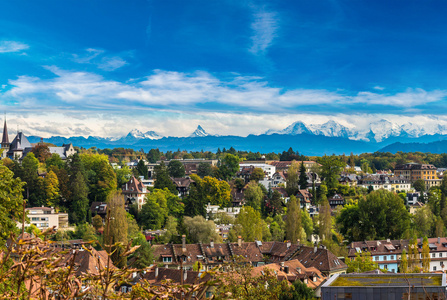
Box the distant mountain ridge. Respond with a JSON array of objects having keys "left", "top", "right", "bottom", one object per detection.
[
  {"left": 265, "top": 119, "right": 447, "bottom": 142},
  {"left": 24, "top": 121, "right": 447, "bottom": 155}
]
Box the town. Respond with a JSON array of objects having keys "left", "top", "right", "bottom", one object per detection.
[{"left": 1, "top": 118, "right": 447, "bottom": 299}]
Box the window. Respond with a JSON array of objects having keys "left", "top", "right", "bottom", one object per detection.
[
  {"left": 162, "top": 257, "right": 172, "bottom": 263},
  {"left": 390, "top": 255, "right": 394, "bottom": 260},
  {"left": 433, "top": 266, "right": 437, "bottom": 271},
  {"left": 384, "top": 265, "right": 388, "bottom": 269},
  {"left": 433, "top": 253, "right": 436, "bottom": 258},
  {"left": 383, "top": 256, "right": 387, "bottom": 261},
  {"left": 440, "top": 253, "right": 443, "bottom": 258}
]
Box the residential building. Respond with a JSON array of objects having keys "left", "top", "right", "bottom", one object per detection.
[
  {"left": 152, "top": 240, "right": 347, "bottom": 277},
  {"left": 122, "top": 175, "right": 148, "bottom": 210},
  {"left": 394, "top": 162, "right": 441, "bottom": 188},
  {"left": 21, "top": 207, "right": 69, "bottom": 230},
  {"left": 269, "top": 161, "right": 321, "bottom": 173},
  {"left": 239, "top": 162, "right": 276, "bottom": 178},
  {"left": 206, "top": 203, "right": 241, "bottom": 220},
  {"left": 328, "top": 194, "right": 344, "bottom": 209},
  {"left": 348, "top": 237, "right": 447, "bottom": 273}
]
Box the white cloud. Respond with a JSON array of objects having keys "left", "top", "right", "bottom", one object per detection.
[
  {"left": 249, "top": 10, "right": 279, "bottom": 55},
  {"left": 3, "top": 68, "right": 447, "bottom": 114},
  {"left": 373, "top": 86, "right": 385, "bottom": 90},
  {"left": 0, "top": 41, "right": 29, "bottom": 53},
  {"left": 72, "top": 48, "right": 128, "bottom": 71}
]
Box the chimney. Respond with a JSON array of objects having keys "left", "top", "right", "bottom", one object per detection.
[
  {"left": 284, "top": 266, "right": 289, "bottom": 274},
  {"left": 155, "top": 267, "right": 159, "bottom": 278},
  {"left": 280, "top": 261, "right": 285, "bottom": 267},
  {"left": 438, "top": 237, "right": 441, "bottom": 244},
  {"left": 210, "top": 238, "right": 214, "bottom": 248},
  {"left": 286, "top": 240, "right": 291, "bottom": 248},
  {"left": 182, "top": 235, "right": 186, "bottom": 252},
  {"left": 183, "top": 269, "right": 188, "bottom": 282},
  {"left": 238, "top": 236, "right": 242, "bottom": 247},
  {"left": 387, "top": 239, "right": 390, "bottom": 243},
  {"left": 314, "top": 242, "right": 318, "bottom": 253}
]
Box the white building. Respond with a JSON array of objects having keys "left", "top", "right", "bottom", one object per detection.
[
  {"left": 239, "top": 163, "right": 276, "bottom": 178},
  {"left": 21, "top": 207, "right": 69, "bottom": 230}
]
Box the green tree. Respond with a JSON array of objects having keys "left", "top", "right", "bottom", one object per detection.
[
  {"left": 319, "top": 199, "right": 332, "bottom": 241},
  {"left": 232, "top": 206, "right": 268, "bottom": 242},
  {"left": 0, "top": 160, "right": 25, "bottom": 242},
  {"left": 337, "top": 190, "right": 411, "bottom": 241},
  {"left": 21, "top": 152, "right": 39, "bottom": 203},
  {"left": 408, "top": 236, "right": 418, "bottom": 272},
  {"left": 413, "top": 179, "right": 426, "bottom": 192},
  {"left": 81, "top": 153, "right": 117, "bottom": 203},
  {"left": 114, "top": 165, "right": 132, "bottom": 188},
  {"left": 250, "top": 168, "right": 265, "bottom": 182},
  {"left": 168, "top": 160, "right": 185, "bottom": 178},
  {"left": 69, "top": 171, "right": 89, "bottom": 224},
  {"left": 218, "top": 153, "right": 240, "bottom": 181},
  {"left": 129, "top": 237, "right": 153, "bottom": 269},
  {"left": 298, "top": 161, "right": 308, "bottom": 190},
  {"left": 285, "top": 196, "right": 302, "bottom": 242},
  {"left": 280, "top": 280, "right": 315, "bottom": 300},
  {"left": 184, "top": 215, "right": 222, "bottom": 243},
  {"left": 92, "top": 214, "right": 103, "bottom": 232},
  {"left": 346, "top": 251, "right": 379, "bottom": 273},
  {"left": 136, "top": 159, "right": 148, "bottom": 179},
  {"left": 147, "top": 148, "right": 162, "bottom": 163},
  {"left": 154, "top": 162, "right": 177, "bottom": 194},
  {"left": 138, "top": 190, "right": 169, "bottom": 230},
  {"left": 104, "top": 192, "right": 128, "bottom": 268},
  {"left": 197, "top": 162, "right": 213, "bottom": 178},
  {"left": 317, "top": 155, "right": 345, "bottom": 190},
  {"left": 286, "top": 161, "right": 300, "bottom": 196},
  {"left": 45, "top": 153, "right": 65, "bottom": 170},
  {"left": 244, "top": 181, "right": 264, "bottom": 211},
  {"left": 413, "top": 206, "right": 435, "bottom": 237}
]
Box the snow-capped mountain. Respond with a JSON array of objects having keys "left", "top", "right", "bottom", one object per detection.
[
  {"left": 189, "top": 125, "right": 210, "bottom": 137},
  {"left": 308, "top": 120, "right": 350, "bottom": 138},
  {"left": 265, "top": 119, "right": 447, "bottom": 142},
  {"left": 266, "top": 121, "right": 312, "bottom": 135},
  {"left": 126, "top": 129, "right": 163, "bottom": 140}
]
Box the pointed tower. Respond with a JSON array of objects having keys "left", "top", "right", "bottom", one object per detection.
[{"left": 1, "top": 118, "right": 10, "bottom": 158}]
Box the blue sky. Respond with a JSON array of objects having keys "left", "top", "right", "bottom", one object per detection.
[{"left": 1, "top": 0, "right": 447, "bottom": 138}]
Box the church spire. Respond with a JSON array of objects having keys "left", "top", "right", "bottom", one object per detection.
[{"left": 2, "top": 116, "right": 9, "bottom": 147}]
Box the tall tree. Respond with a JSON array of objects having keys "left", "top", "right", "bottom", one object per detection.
[
  {"left": 408, "top": 236, "right": 418, "bottom": 272},
  {"left": 422, "top": 236, "right": 430, "bottom": 272},
  {"left": 285, "top": 196, "right": 302, "bottom": 242},
  {"left": 232, "top": 206, "right": 268, "bottom": 242},
  {"left": 286, "top": 161, "right": 300, "bottom": 196},
  {"left": 147, "top": 148, "right": 162, "bottom": 163},
  {"left": 197, "top": 162, "right": 213, "bottom": 178},
  {"left": 298, "top": 161, "right": 308, "bottom": 190},
  {"left": 43, "top": 170, "right": 60, "bottom": 208},
  {"left": 413, "top": 179, "right": 426, "bottom": 193},
  {"left": 346, "top": 251, "right": 379, "bottom": 273},
  {"left": 319, "top": 199, "right": 332, "bottom": 241},
  {"left": 400, "top": 249, "right": 408, "bottom": 273},
  {"left": 168, "top": 160, "right": 185, "bottom": 178},
  {"left": 0, "top": 161, "right": 25, "bottom": 242},
  {"left": 104, "top": 192, "right": 128, "bottom": 268},
  {"left": 21, "top": 152, "right": 39, "bottom": 202},
  {"left": 154, "top": 162, "right": 177, "bottom": 194},
  {"left": 69, "top": 171, "right": 89, "bottom": 224},
  {"left": 244, "top": 181, "right": 264, "bottom": 211},
  {"left": 317, "top": 155, "right": 344, "bottom": 190},
  {"left": 81, "top": 153, "right": 117, "bottom": 203},
  {"left": 136, "top": 159, "right": 148, "bottom": 179}
]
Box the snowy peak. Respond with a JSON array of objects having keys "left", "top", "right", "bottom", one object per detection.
[
  {"left": 265, "top": 119, "right": 447, "bottom": 142},
  {"left": 265, "top": 121, "right": 311, "bottom": 135},
  {"left": 309, "top": 120, "right": 350, "bottom": 138},
  {"left": 189, "top": 125, "right": 209, "bottom": 137},
  {"left": 127, "top": 129, "right": 163, "bottom": 140}
]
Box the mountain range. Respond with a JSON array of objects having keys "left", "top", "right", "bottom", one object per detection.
[{"left": 25, "top": 121, "right": 447, "bottom": 156}]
